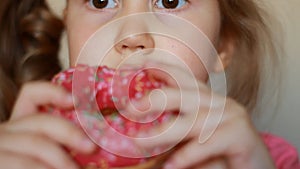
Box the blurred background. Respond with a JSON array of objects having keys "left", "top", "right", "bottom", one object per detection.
[{"left": 47, "top": 0, "right": 300, "bottom": 151}]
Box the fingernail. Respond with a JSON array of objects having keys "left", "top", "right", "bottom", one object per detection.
[
  {"left": 67, "top": 94, "right": 74, "bottom": 103},
  {"left": 145, "top": 60, "right": 158, "bottom": 65},
  {"left": 136, "top": 131, "right": 148, "bottom": 138},
  {"left": 68, "top": 95, "right": 80, "bottom": 107},
  {"left": 127, "top": 100, "right": 141, "bottom": 114},
  {"left": 70, "top": 163, "right": 80, "bottom": 169},
  {"left": 81, "top": 138, "right": 95, "bottom": 150},
  {"left": 164, "top": 162, "right": 174, "bottom": 169},
  {"left": 131, "top": 100, "right": 141, "bottom": 110},
  {"left": 133, "top": 100, "right": 151, "bottom": 112}
]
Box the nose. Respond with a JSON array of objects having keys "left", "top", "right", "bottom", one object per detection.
[
  {"left": 115, "top": 34, "right": 155, "bottom": 54},
  {"left": 114, "top": 20, "right": 155, "bottom": 55}
]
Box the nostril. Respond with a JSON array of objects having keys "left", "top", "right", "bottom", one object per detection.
[
  {"left": 137, "top": 46, "right": 145, "bottom": 50},
  {"left": 122, "top": 45, "right": 145, "bottom": 50},
  {"left": 122, "top": 45, "right": 128, "bottom": 49}
]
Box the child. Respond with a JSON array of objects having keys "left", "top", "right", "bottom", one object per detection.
[{"left": 0, "top": 0, "right": 299, "bottom": 169}]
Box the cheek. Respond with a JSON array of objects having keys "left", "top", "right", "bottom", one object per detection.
[
  {"left": 65, "top": 5, "right": 114, "bottom": 66},
  {"left": 161, "top": 1, "right": 221, "bottom": 82},
  {"left": 156, "top": 37, "right": 211, "bottom": 82},
  {"left": 67, "top": 26, "right": 91, "bottom": 66}
]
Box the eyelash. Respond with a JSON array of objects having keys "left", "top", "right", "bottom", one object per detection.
[
  {"left": 85, "top": 0, "right": 119, "bottom": 12},
  {"left": 154, "top": 0, "right": 189, "bottom": 12},
  {"left": 85, "top": 0, "right": 190, "bottom": 12}
]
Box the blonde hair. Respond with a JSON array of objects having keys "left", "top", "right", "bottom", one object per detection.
[{"left": 218, "top": 0, "right": 281, "bottom": 112}]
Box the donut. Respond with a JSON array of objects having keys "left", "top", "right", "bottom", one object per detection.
[{"left": 45, "top": 65, "right": 177, "bottom": 169}]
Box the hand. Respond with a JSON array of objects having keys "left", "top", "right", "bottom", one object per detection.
[
  {"left": 126, "top": 62, "right": 275, "bottom": 169},
  {"left": 0, "top": 82, "right": 96, "bottom": 169},
  {"left": 192, "top": 157, "right": 228, "bottom": 169}
]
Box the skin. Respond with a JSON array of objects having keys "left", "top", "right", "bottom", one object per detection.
[
  {"left": 0, "top": 82, "right": 95, "bottom": 169},
  {"left": 64, "top": 0, "right": 275, "bottom": 168},
  {"left": 65, "top": 0, "right": 222, "bottom": 79},
  {"left": 0, "top": 0, "right": 275, "bottom": 169}
]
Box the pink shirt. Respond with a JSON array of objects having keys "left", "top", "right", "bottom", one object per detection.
[{"left": 262, "top": 133, "right": 300, "bottom": 169}]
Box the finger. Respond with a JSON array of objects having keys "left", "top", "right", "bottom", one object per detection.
[
  {"left": 134, "top": 107, "right": 225, "bottom": 148},
  {"left": 135, "top": 117, "right": 194, "bottom": 149},
  {"left": 5, "top": 114, "right": 96, "bottom": 153},
  {"left": 193, "top": 158, "right": 228, "bottom": 169},
  {"left": 144, "top": 61, "right": 207, "bottom": 90},
  {"left": 0, "top": 132, "right": 79, "bottom": 169},
  {"left": 125, "top": 88, "right": 211, "bottom": 118},
  {"left": 171, "top": 157, "right": 228, "bottom": 169},
  {"left": 0, "top": 150, "right": 51, "bottom": 169},
  {"left": 162, "top": 116, "right": 264, "bottom": 169},
  {"left": 163, "top": 140, "right": 226, "bottom": 169},
  {"left": 11, "top": 82, "right": 73, "bottom": 120}
]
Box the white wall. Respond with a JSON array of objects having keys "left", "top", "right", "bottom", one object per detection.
[
  {"left": 47, "top": 0, "right": 65, "bottom": 18},
  {"left": 47, "top": 0, "right": 300, "bottom": 151},
  {"left": 263, "top": 0, "right": 300, "bottom": 151}
]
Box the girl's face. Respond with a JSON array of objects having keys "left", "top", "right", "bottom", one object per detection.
[{"left": 65, "top": 0, "right": 231, "bottom": 81}]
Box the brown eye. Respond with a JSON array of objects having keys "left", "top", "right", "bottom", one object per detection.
[
  {"left": 92, "top": 0, "right": 108, "bottom": 8},
  {"left": 90, "top": 0, "right": 117, "bottom": 9},
  {"left": 162, "top": 0, "right": 179, "bottom": 9},
  {"left": 155, "top": 0, "right": 187, "bottom": 10}
]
